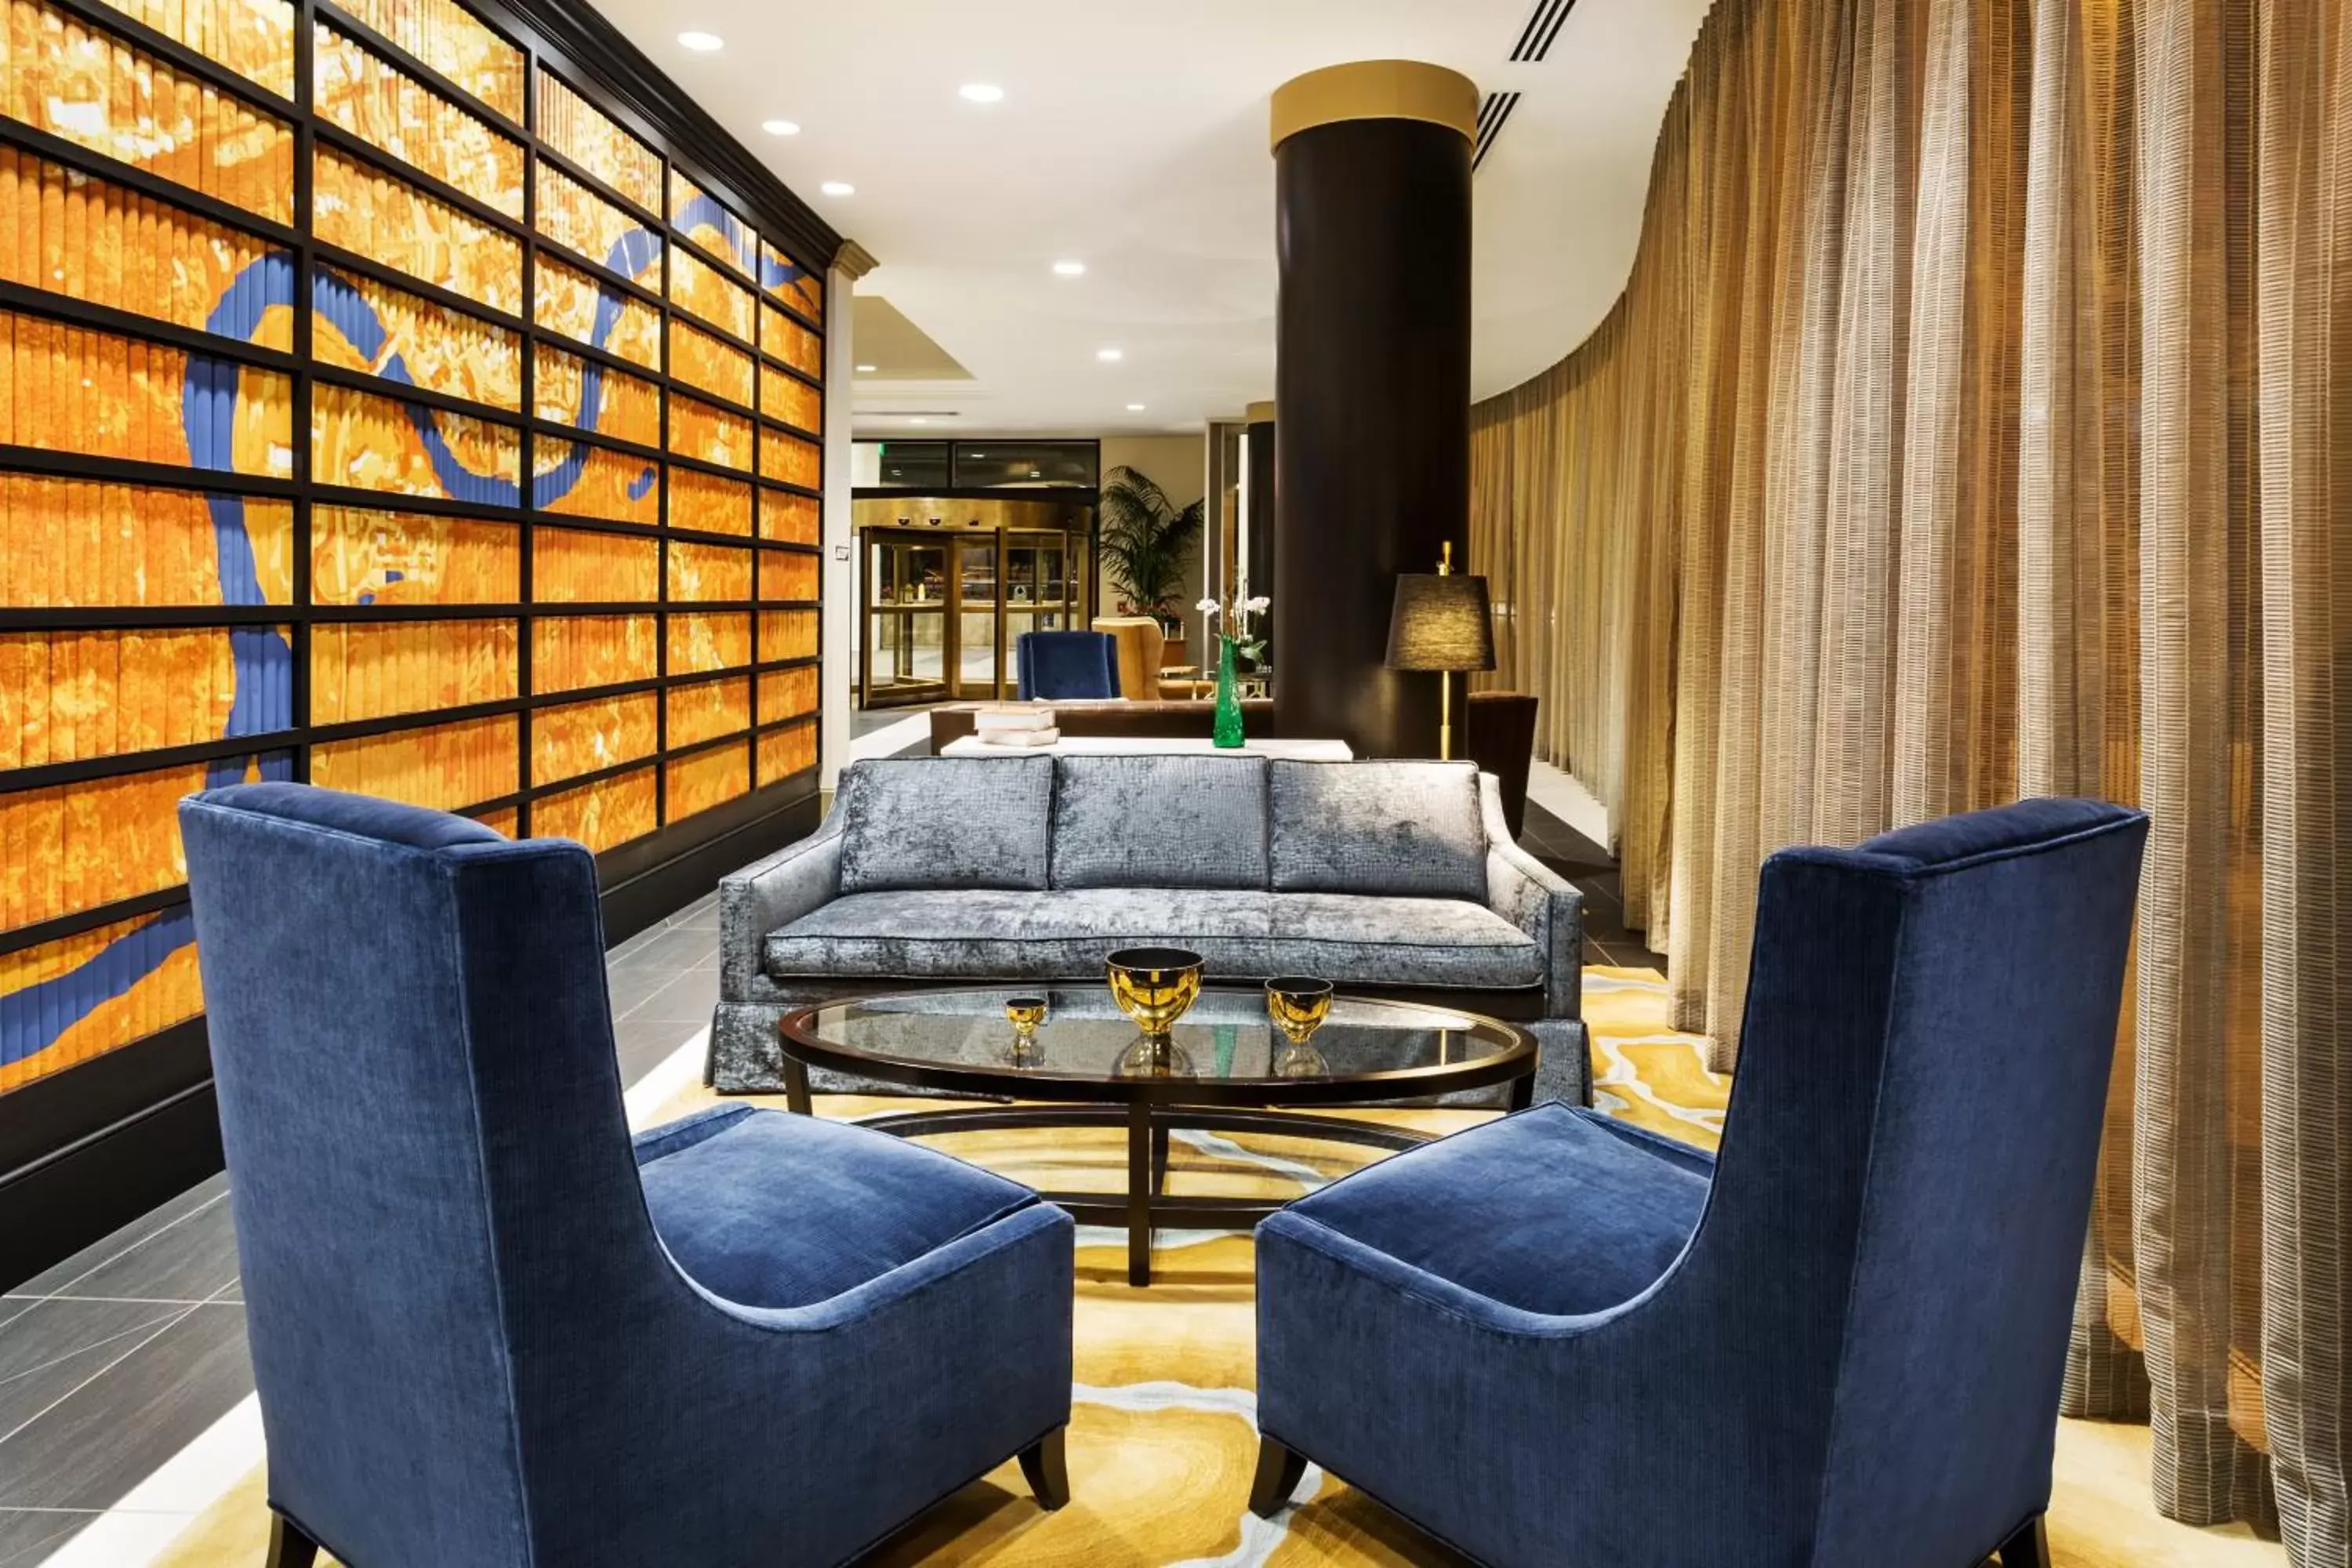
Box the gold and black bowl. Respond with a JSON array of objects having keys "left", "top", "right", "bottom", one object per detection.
[{"left": 1106, "top": 946, "right": 1203, "bottom": 1076}]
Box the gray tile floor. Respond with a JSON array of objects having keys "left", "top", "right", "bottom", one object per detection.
[
  {"left": 850, "top": 702, "right": 940, "bottom": 742},
  {"left": 1520, "top": 800, "right": 1667, "bottom": 971},
  {"left": 0, "top": 793, "right": 1662, "bottom": 1562},
  {"left": 0, "top": 894, "right": 723, "bottom": 1563},
  {"left": 0, "top": 1174, "right": 246, "bottom": 1564}
]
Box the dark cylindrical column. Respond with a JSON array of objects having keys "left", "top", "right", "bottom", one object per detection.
[
  {"left": 1271, "top": 62, "right": 1475, "bottom": 760},
  {"left": 1243, "top": 400, "right": 1276, "bottom": 662}
]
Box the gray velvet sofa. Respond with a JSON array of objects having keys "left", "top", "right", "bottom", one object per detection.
[{"left": 708, "top": 754, "right": 1588, "bottom": 1105}]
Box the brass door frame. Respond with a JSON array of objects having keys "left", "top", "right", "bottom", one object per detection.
[
  {"left": 857, "top": 522, "right": 1094, "bottom": 707},
  {"left": 1002, "top": 528, "right": 1091, "bottom": 689},
  {"left": 949, "top": 531, "right": 1007, "bottom": 702},
  {"left": 858, "top": 528, "right": 953, "bottom": 710}
]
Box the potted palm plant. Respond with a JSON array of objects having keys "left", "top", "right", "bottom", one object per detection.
[{"left": 1098, "top": 466, "right": 1203, "bottom": 631}]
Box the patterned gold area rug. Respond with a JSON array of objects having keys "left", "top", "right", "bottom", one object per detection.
[{"left": 153, "top": 969, "right": 2274, "bottom": 1568}]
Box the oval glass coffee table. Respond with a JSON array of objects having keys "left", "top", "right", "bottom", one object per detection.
[{"left": 779, "top": 987, "right": 1537, "bottom": 1286}]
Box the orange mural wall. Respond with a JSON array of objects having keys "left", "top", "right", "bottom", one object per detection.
[{"left": 0, "top": 0, "right": 829, "bottom": 1099}]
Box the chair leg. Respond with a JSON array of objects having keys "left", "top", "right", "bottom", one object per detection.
[
  {"left": 267, "top": 1513, "right": 319, "bottom": 1568},
  {"left": 1018, "top": 1427, "right": 1071, "bottom": 1511},
  {"left": 1247, "top": 1436, "right": 1309, "bottom": 1519},
  {"left": 1996, "top": 1514, "right": 2050, "bottom": 1568}
]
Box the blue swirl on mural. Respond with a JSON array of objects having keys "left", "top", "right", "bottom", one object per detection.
[
  {"left": 191, "top": 248, "right": 297, "bottom": 792},
  {"left": 672, "top": 191, "right": 820, "bottom": 315},
  {"left": 0, "top": 909, "right": 201, "bottom": 1073},
  {"left": 5, "top": 220, "right": 696, "bottom": 1074}
]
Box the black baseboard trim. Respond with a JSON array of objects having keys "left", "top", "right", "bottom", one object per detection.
[
  {"left": 0, "top": 1017, "right": 213, "bottom": 1178},
  {"left": 0, "top": 1079, "right": 223, "bottom": 1290},
  {"left": 0, "top": 786, "right": 823, "bottom": 1290}
]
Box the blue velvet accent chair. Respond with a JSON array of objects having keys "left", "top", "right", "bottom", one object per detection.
[
  {"left": 1015, "top": 629, "right": 1121, "bottom": 700},
  {"left": 1250, "top": 797, "right": 2149, "bottom": 1568},
  {"left": 177, "top": 783, "right": 1075, "bottom": 1568}
]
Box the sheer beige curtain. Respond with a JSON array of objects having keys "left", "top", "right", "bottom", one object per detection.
[{"left": 1468, "top": 0, "right": 2350, "bottom": 1554}]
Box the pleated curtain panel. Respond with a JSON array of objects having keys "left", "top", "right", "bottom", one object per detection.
[{"left": 1468, "top": 0, "right": 2349, "bottom": 1557}]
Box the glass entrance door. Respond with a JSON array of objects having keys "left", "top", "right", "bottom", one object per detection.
[
  {"left": 862, "top": 534, "right": 949, "bottom": 706},
  {"left": 1004, "top": 532, "right": 1075, "bottom": 691},
  {"left": 951, "top": 537, "right": 1001, "bottom": 699},
  {"left": 857, "top": 524, "right": 1092, "bottom": 707}
]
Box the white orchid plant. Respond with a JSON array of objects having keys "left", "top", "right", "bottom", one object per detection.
[{"left": 1197, "top": 592, "right": 1272, "bottom": 670}]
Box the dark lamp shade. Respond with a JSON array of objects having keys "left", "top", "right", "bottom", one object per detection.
[{"left": 1385, "top": 574, "right": 1497, "bottom": 672}]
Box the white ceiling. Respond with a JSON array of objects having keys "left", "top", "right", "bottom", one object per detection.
[{"left": 592, "top": 0, "right": 1711, "bottom": 434}]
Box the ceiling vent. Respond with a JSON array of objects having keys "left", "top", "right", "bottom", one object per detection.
[
  {"left": 1477, "top": 0, "right": 1578, "bottom": 170},
  {"left": 1509, "top": 0, "right": 1578, "bottom": 61},
  {"left": 1474, "top": 93, "right": 1520, "bottom": 170}
]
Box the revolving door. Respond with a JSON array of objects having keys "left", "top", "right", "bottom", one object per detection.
[{"left": 858, "top": 511, "right": 1091, "bottom": 708}]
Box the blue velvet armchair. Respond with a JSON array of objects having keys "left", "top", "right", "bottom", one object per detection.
[
  {"left": 178, "top": 784, "right": 1075, "bottom": 1568},
  {"left": 1015, "top": 629, "right": 1121, "bottom": 700},
  {"left": 1250, "top": 798, "right": 2148, "bottom": 1568}
]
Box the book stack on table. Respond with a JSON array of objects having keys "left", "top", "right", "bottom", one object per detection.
[{"left": 972, "top": 706, "right": 1059, "bottom": 749}]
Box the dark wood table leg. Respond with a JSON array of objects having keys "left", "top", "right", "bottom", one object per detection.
[
  {"left": 1127, "top": 1098, "right": 1153, "bottom": 1287},
  {"left": 1510, "top": 1069, "right": 1535, "bottom": 1111},
  {"left": 1151, "top": 1120, "right": 1171, "bottom": 1195},
  {"left": 784, "top": 1057, "right": 812, "bottom": 1116}
]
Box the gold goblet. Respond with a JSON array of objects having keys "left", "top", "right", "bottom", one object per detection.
[
  {"left": 1105, "top": 947, "right": 1203, "bottom": 1076},
  {"left": 1265, "top": 976, "right": 1335, "bottom": 1077},
  {"left": 1004, "top": 995, "right": 1047, "bottom": 1065}
]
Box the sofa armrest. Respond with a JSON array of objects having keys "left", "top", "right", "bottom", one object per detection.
[
  {"left": 1480, "top": 774, "right": 1582, "bottom": 1019},
  {"left": 719, "top": 810, "right": 846, "bottom": 998}
]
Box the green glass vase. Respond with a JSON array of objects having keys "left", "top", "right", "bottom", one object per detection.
[{"left": 1212, "top": 636, "right": 1245, "bottom": 748}]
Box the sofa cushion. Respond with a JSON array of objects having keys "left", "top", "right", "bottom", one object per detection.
[
  {"left": 1269, "top": 760, "right": 1488, "bottom": 900},
  {"left": 635, "top": 1105, "right": 1037, "bottom": 1308},
  {"left": 763, "top": 888, "right": 1541, "bottom": 991},
  {"left": 837, "top": 757, "right": 1053, "bottom": 893},
  {"left": 1048, "top": 754, "right": 1270, "bottom": 891},
  {"left": 1283, "top": 1102, "right": 1712, "bottom": 1315}
]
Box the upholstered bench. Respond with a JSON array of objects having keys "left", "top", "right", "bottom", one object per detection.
[{"left": 709, "top": 754, "right": 1587, "bottom": 1105}]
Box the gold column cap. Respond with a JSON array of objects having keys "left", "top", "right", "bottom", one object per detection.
[
  {"left": 1244, "top": 400, "right": 1276, "bottom": 424},
  {"left": 1270, "top": 60, "right": 1479, "bottom": 151}
]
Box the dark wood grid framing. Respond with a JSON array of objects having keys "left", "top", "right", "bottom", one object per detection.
[{"left": 0, "top": 0, "right": 830, "bottom": 974}]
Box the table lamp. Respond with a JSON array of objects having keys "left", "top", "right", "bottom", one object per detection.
[{"left": 1385, "top": 543, "right": 1495, "bottom": 760}]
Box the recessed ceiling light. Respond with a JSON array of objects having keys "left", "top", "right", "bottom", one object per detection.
[
  {"left": 855, "top": 363, "right": 877, "bottom": 372},
  {"left": 1051, "top": 260, "right": 1086, "bottom": 278},
  {"left": 821, "top": 180, "right": 855, "bottom": 197},
  {"left": 1097, "top": 347, "right": 1123, "bottom": 362},
  {"left": 760, "top": 118, "right": 800, "bottom": 136},
  {"left": 1126, "top": 403, "right": 1146, "bottom": 412},
  {"left": 909, "top": 416, "right": 930, "bottom": 425},
  {"left": 676, "top": 30, "right": 724, "bottom": 51},
  {"left": 959, "top": 83, "right": 1006, "bottom": 103}
]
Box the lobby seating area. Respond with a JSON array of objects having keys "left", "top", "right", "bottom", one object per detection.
[
  {"left": 706, "top": 754, "right": 1588, "bottom": 1104},
  {"left": 1, "top": 1, "right": 2343, "bottom": 1566}
]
